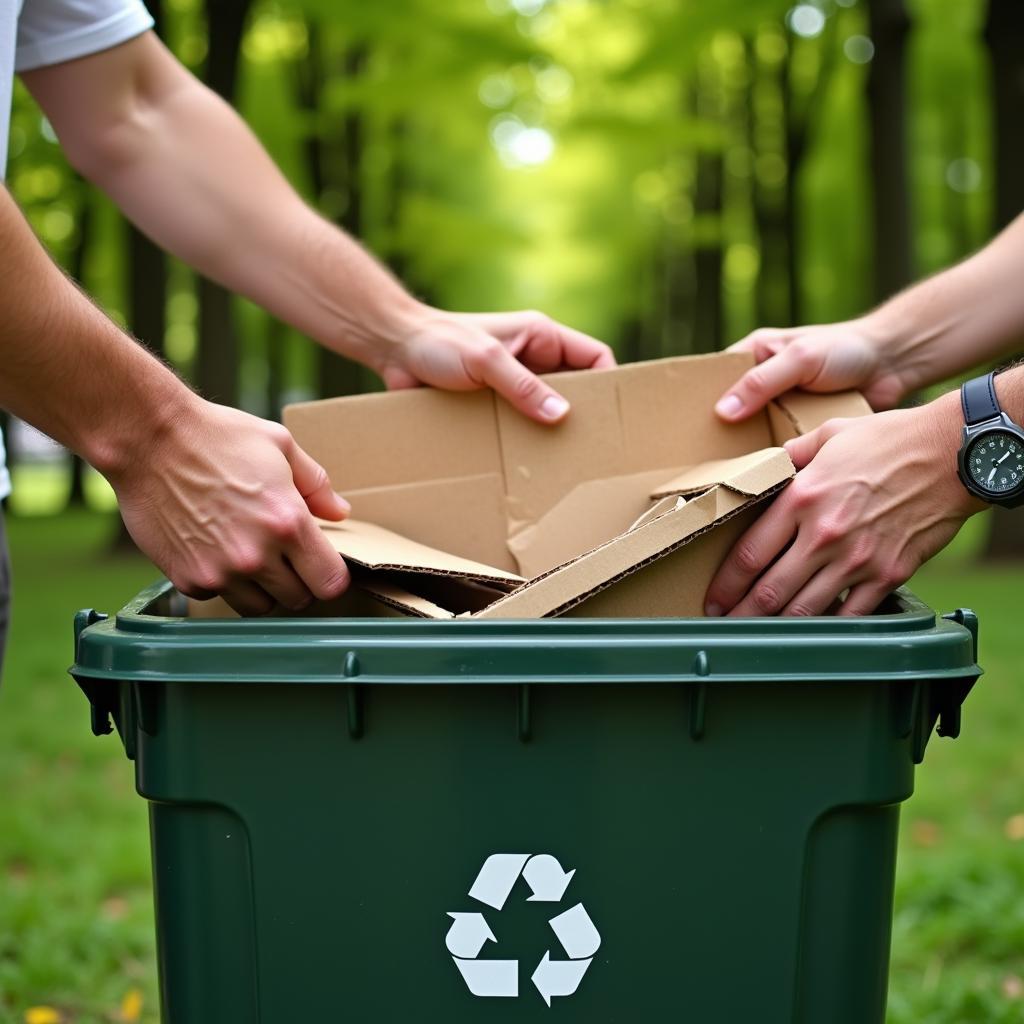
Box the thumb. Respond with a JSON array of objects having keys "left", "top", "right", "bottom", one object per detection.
[
  {"left": 784, "top": 425, "right": 830, "bottom": 469},
  {"left": 477, "top": 344, "right": 571, "bottom": 424},
  {"left": 715, "top": 347, "right": 809, "bottom": 423},
  {"left": 283, "top": 437, "right": 351, "bottom": 521}
]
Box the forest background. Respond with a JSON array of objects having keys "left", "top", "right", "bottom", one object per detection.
[{"left": 2, "top": 1, "right": 1024, "bottom": 1022}]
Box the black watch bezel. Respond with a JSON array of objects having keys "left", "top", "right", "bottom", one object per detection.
[{"left": 957, "top": 415, "right": 1024, "bottom": 508}]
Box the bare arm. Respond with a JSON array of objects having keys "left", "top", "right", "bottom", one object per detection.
[
  {"left": 0, "top": 185, "right": 349, "bottom": 614},
  {"left": 714, "top": 214, "right": 1024, "bottom": 421},
  {"left": 23, "top": 33, "right": 614, "bottom": 423}
]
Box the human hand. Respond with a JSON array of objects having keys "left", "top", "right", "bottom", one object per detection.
[
  {"left": 714, "top": 319, "right": 909, "bottom": 423},
  {"left": 379, "top": 308, "right": 616, "bottom": 423},
  {"left": 705, "top": 393, "right": 985, "bottom": 617},
  {"left": 109, "top": 398, "right": 352, "bottom": 616}
]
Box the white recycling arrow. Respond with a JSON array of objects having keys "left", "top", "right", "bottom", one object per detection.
[
  {"left": 523, "top": 854, "right": 575, "bottom": 902},
  {"left": 445, "top": 913, "right": 496, "bottom": 959},
  {"left": 453, "top": 958, "right": 519, "bottom": 998},
  {"left": 531, "top": 951, "right": 593, "bottom": 1006},
  {"left": 548, "top": 902, "right": 601, "bottom": 959},
  {"left": 468, "top": 853, "right": 531, "bottom": 911}
]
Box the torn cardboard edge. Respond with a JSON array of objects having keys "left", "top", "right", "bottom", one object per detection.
[{"left": 649, "top": 447, "right": 791, "bottom": 499}]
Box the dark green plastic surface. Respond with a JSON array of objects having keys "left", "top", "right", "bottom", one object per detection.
[{"left": 71, "top": 583, "right": 980, "bottom": 1023}]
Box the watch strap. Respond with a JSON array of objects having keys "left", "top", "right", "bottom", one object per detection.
[{"left": 961, "top": 371, "right": 1000, "bottom": 426}]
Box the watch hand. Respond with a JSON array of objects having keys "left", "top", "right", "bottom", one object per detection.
[
  {"left": 997, "top": 451, "right": 1012, "bottom": 465},
  {"left": 988, "top": 467, "right": 997, "bottom": 484}
]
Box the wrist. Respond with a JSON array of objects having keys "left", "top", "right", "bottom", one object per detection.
[
  {"left": 918, "top": 389, "right": 987, "bottom": 519},
  {"left": 856, "top": 308, "right": 925, "bottom": 400},
  {"left": 87, "top": 374, "right": 201, "bottom": 486}
]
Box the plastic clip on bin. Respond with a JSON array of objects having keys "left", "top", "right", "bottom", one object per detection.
[{"left": 71, "top": 583, "right": 979, "bottom": 1024}]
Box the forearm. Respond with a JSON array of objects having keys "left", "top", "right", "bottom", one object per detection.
[
  {"left": 29, "top": 36, "right": 420, "bottom": 373},
  {"left": 863, "top": 215, "right": 1024, "bottom": 392},
  {"left": 0, "top": 186, "right": 194, "bottom": 477}
]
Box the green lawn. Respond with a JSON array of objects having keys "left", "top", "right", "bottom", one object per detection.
[{"left": 0, "top": 509, "right": 1021, "bottom": 1023}]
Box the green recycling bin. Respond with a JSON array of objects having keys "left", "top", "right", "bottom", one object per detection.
[{"left": 71, "top": 582, "right": 980, "bottom": 1023}]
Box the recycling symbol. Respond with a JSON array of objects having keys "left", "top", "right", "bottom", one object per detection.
[{"left": 445, "top": 853, "right": 601, "bottom": 1006}]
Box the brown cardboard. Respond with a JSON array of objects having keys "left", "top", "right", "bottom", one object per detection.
[
  {"left": 270, "top": 352, "right": 870, "bottom": 620},
  {"left": 318, "top": 518, "right": 524, "bottom": 587}
]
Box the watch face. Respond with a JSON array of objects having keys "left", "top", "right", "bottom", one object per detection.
[{"left": 966, "top": 431, "right": 1024, "bottom": 495}]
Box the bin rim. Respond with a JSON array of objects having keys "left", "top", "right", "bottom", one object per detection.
[{"left": 70, "top": 580, "right": 981, "bottom": 689}]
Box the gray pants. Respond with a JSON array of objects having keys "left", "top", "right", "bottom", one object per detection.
[{"left": 0, "top": 513, "right": 9, "bottom": 676}]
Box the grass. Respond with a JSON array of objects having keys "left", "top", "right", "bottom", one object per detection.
[{"left": 0, "top": 508, "right": 1022, "bottom": 1023}]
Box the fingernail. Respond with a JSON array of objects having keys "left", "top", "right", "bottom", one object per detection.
[
  {"left": 715, "top": 395, "right": 742, "bottom": 419},
  {"left": 335, "top": 493, "right": 352, "bottom": 515},
  {"left": 539, "top": 395, "right": 570, "bottom": 421},
  {"left": 705, "top": 602, "right": 723, "bottom": 617}
]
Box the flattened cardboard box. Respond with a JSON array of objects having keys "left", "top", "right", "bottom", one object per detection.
[{"left": 270, "top": 352, "right": 868, "bottom": 620}]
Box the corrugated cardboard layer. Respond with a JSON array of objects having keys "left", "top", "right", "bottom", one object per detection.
[
  {"left": 319, "top": 519, "right": 525, "bottom": 586},
  {"left": 567, "top": 504, "right": 761, "bottom": 618}
]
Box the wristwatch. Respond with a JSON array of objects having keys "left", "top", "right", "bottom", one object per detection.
[{"left": 957, "top": 371, "right": 1024, "bottom": 508}]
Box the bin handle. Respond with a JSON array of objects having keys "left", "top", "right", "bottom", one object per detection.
[
  {"left": 72, "top": 608, "right": 115, "bottom": 737},
  {"left": 932, "top": 608, "right": 980, "bottom": 744}
]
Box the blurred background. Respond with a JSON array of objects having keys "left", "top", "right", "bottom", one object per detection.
[{"left": 1, "top": 1, "right": 1023, "bottom": 1022}]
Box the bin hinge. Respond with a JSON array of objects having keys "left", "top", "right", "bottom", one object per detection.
[
  {"left": 72, "top": 609, "right": 114, "bottom": 737},
  {"left": 344, "top": 651, "right": 364, "bottom": 739}
]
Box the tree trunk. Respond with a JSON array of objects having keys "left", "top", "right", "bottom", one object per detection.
[
  {"left": 692, "top": 60, "right": 724, "bottom": 353},
  {"left": 749, "top": 34, "right": 792, "bottom": 329},
  {"left": 265, "top": 316, "right": 285, "bottom": 423},
  {"left": 67, "top": 186, "right": 93, "bottom": 506},
  {"left": 866, "top": 0, "right": 913, "bottom": 304},
  {"left": 983, "top": 0, "right": 1024, "bottom": 560},
  {"left": 317, "top": 43, "right": 369, "bottom": 399},
  {"left": 194, "top": 0, "right": 251, "bottom": 406}
]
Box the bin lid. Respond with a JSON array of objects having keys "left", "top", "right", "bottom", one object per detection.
[{"left": 71, "top": 580, "right": 980, "bottom": 689}]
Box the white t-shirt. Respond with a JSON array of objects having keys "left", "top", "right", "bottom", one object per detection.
[{"left": 0, "top": 0, "right": 154, "bottom": 500}]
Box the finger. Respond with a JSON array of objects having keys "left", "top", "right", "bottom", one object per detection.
[
  {"left": 726, "top": 327, "right": 789, "bottom": 356},
  {"left": 282, "top": 436, "right": 351, "bottom": 521},
  {"left": 715, "top": 343, "right": 815, "bottom": 422},
  {"left": 838, "top": 583, "right": 892, "bottom": 617},
  {"left": 781, "top": 564, "right": 860, "bottom": 617},
  {"left": 543, "top": 324, "right": 617, "bottom": 370},
  {"left": 783, "top": 418, "right": 848, "bottom": 469},
  {"left": 466, "top": 311, "right": 617, "bottom": 370},
  {"left": 474, "top": 343, "right": 571, "bottom": 423},
  {"left": 704, "top": 499, "right": 800, "bottom": 615},
  {"left": 727, "top": 541, "right": 824, "bottom": 617},
  {"left": 220, "top": 580, "right": 276, "bottom": 617},
  {"left": 286, "top": 518, "right": 352, "bottom": 601},
  {"left": 515, "top": 329, "right": 564, "bottom": 374},
  {"left": 255, "top": 556, "right": 315, "bottom": 612},
  {"left": 511, "top": 322, "right": 616, "bottom": 374}
]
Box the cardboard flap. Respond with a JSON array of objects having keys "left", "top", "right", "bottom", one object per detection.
[
  {"left": 650, "top": 447, "right": 794, "bottom": 499},
  {"left": 626, "top": 495, "right": 686, "bottom": 533},
  {"left": 773, "top": 389, "right": 871, "bottom": 434},
  {"left": 475, "top": 484, "right": 767, "bottom": 619},
  {"left": 506, "top": 467, "right": 680, "bottom": 579},
  {"left": 319, "top": 519, "right": 525, "bottom": 586},
  {"left": 357, "top": 579, "right": 456, "bottom": 620}
]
